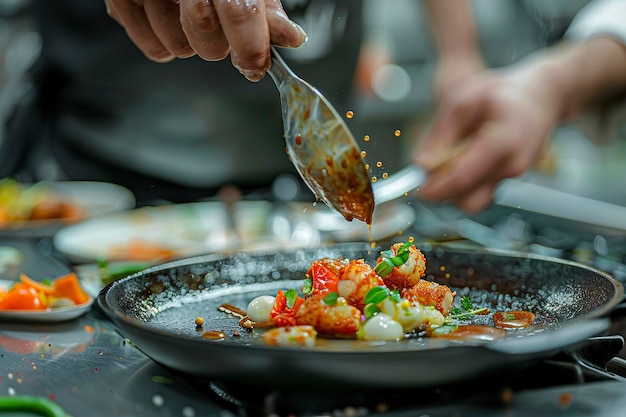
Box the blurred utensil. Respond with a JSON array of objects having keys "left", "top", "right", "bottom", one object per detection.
[
  {"left": 375, "top": 159, "right": 626, "bottom": 236},
  {"left": 268, "top": 47, "right": 374, "bottom": 225},
  {"left": 373, "top": 142, "right": 468, "bottom": 205}
]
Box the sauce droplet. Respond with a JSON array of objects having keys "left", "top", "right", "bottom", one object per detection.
[
  {"left": 430, "top": 325, "right": 507, "bottom": 342},
  {"left": 346, "top": 110, "right": 354, "bottom": 119},
  {"left": 394, "top": 129, "right": 402, "bottom": 137},
  {"left": 493, "top": 310, "right": 536, "bottom": 329},
  {"left": 202, "top": 331, "right": 227, "bottom": 340},
  {"left": 363, "top": 135, "right": 370, "bottom": 142}
]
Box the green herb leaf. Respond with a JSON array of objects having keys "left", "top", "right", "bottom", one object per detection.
[
  {"left": 374, "top": 241, "right": 414, "bottom": 277},
  {"left": 449, "top": 306, "right": 463, "bottom": 316},
  {"left": 446, "top": 295, "right": 489, "bottom": 321},
  {"left": 460, "top": 295, "right": 473, "bottom": 312},
  {"left": 364, "top": 286, "right": 389, "bottom": 305},
  {"left": 301, "top": 278, "right": 313, "bottom": 296},
  {"left": 285, "top": 288, "right": 298, "bottom": 309},
  {"left": 323, "top": 292, "right": 339, "bottom": 306},
  {"left": 447, "top": 307, "right": 490, "bottom": 321},
  {"left": 363, "top": 303, "right": 380, "bottom": 320}
]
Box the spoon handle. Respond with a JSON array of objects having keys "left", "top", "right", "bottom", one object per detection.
[{"left": 267, "top": 47, "right": 294, "bottom": 87}]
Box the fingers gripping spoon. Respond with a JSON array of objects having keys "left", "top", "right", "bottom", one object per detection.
[{"left": 267, "top": 47, "right": 375, "bottom": 225}]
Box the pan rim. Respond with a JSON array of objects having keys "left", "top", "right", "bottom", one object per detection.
[{"left": 97, "top": 242, "right": 624, "bottom": 353}]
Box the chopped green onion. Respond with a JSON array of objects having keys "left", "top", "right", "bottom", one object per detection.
[
  {"left": 322, "top": 292, "right": 339, "bottom": 306},
  {"left": 374, "top": 258, "right": 395, "bottom": 277}
]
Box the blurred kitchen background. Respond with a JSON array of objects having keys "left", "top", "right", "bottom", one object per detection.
[
  {"left": 2, "top": 0, "right": 626, "bottom": 279},
  {"left": 0, "top": 0, "right": 601, "bottom": 178}
]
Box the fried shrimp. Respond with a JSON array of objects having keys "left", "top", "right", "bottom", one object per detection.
[
  {"left": 337, "top": 259, "right": 382, "bottom": 310},
  {"left": 401, "top": 279, "right": 454, "bottom": 316},
  {"left": 377, "top": 242, "right": 427, "bottom": 290},
  {"left": 296, "top": 294, "right": 362, "bottom": 337},
  {"left": 263, "top": 325, "right": 317, "bottom": 347}
]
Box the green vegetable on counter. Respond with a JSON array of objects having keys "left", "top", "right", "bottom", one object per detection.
[
  {"left": 0, "top": 396, "right": 69, "bottom": 417},
  {"left": 97, "top": 258, "right": 150, "bottom": 286}
]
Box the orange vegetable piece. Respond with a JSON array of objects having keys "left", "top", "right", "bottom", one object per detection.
[
  {"left": 108, "top": 238, "right": 176, "bottom": 261},
  {"left": 20, "top": 273, "right": 55, "bottom": 294},
  {"left": 52, "top": 273, "right": 90, "bottom": 305},
  {"left": 270, "top": 290, "right": 305, "bottom": 327},
  {"left": 0, "top": 283, "right": 45, "bottom": 310}
]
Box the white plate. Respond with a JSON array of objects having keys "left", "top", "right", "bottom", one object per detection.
[
  {"left": 54, "top": 200, "right": 416, "bottom": 266},
  {"left": 54, "top": 201, "right": 296, "bottom": 264},
  {"left": 0, "top": 181, "right": 135, "bottom": 237},
  {"left": 0, "top": 279, "right": 94, "bottom": 322}
]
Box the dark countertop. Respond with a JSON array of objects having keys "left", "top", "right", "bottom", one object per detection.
[
  {"left": 0, "top": 309, "right": 235, "bottom": 417},
  {"left": 3, "top": 235, "right": 626, "bottom": 417},
  {"left": 4, "top": 308, "right": 626, "bottom": 417}
]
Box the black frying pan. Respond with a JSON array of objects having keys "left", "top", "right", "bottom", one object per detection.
[{"left": 98, "top": 242, "right": 623, "bottom": 390}]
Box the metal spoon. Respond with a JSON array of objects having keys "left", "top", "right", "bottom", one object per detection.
[{"left": 267, "top": 47, "right": 374, "bottom": 225}]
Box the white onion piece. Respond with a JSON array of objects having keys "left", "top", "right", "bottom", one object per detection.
[
  {"left": 423, "top": 306, "right": 445, "bottom": 326},
  {"left": 337, "top": 280, "right": 356, "bottom": 299},
  {"left": 246, "top": 295, "right": 276, "bottom": 323},
  {"left": 361, "top": 313, "right": 403, "bottom": 341},
  {"left": 379, "top": 298, "right": 424, "bottom": 332}
]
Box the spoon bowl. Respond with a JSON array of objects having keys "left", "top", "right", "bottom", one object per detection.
[{"left": 268, "top": 47, "right": 374, "bottom": 225}]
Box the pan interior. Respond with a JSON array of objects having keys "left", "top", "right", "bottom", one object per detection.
[{"left": 103, "top": 243, "right": 622, "bottom": 352}]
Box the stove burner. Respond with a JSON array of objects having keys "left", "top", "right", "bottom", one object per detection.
[{"left": 180, "top": 335, "right": 626, "bottom": 417}]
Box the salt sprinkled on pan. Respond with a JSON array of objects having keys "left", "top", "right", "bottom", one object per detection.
[{"left": 204, "top": 272, "right": 216, "bottom": 285}]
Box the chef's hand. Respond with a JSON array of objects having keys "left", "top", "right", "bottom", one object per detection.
[
  {"left": 105, "top": 0, "right": 307, "bottom": 81},
  {"left": 432, "top": 52, "right": 485, "bottom": 104},
  {"left": 414, "top": 68, "right": 560, "bottom": 213}
]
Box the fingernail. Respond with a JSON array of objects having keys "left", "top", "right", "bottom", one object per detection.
[
  {"left": 150, "top": 54, "right": 176, "bottom": 63},
  {"left": 240, "top": 69, "right": 266, "bottom": 82},
  {"left": 292, "top": 22, "right": 308, "bottom": 45}
]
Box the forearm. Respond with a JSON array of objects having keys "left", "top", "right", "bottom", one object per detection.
[
  {"left": 531, "top": 37, "right": 626, "bottom": 122},
  {"left": 423, "top": 0, "right": 480, "bottom": 59}
]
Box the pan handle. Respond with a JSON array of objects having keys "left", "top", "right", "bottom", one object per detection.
[{"left": 487, "top": 318, "right": 610, "bottom": 355}]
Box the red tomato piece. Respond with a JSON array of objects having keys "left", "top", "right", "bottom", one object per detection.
[
  {"left": 309, "top": 262, "right": 339, "bottom": 295},
  {"left": 0, "top": 283, "right": 45, "bottom": 310},
  {"left": 270, "top": 290, "right": 304, "bottom": 327}
]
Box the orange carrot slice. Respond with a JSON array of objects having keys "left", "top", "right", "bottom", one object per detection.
[
  {"left": 20, "top": 273, "right": 55, "bottom": 294},
  {"left": 52, "top": 273, "right": 90, "bottom": 305}
]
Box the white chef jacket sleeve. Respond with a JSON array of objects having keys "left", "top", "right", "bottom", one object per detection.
[{"left": 564, "top": 0, "right": 626, "bottom": 144}]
